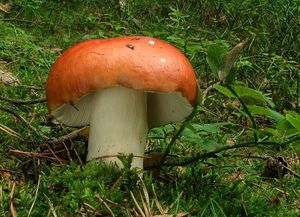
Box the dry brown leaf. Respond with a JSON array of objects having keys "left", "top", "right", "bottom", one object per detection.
[
  {"left": 48, "top": 47, "right": 63, "bottom": 53},
  {"left": 226, "top": 138, "right": 235, "bottom": 147},
  {"left": 0, "top": 3, "right": 11, "bottom": 13},
  {"left": 0, "top": 65, "right": 20, "bottom": 86}
]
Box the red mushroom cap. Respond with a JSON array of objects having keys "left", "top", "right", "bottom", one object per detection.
[{"left": 46, "top": 36, "right": 197, "bottom": 128}]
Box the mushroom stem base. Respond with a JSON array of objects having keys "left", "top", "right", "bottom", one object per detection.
[{"left": 87, "top": 86, "right": 148, "bottom": 169}]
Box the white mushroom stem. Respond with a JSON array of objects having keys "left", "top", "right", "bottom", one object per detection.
[{"left": 86, "top": 86, "right": 148, "bottom": 169}]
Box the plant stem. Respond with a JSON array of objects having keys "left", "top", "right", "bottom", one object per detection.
[
  {"left": 158, "top": 104, "right": 198, "bottom": 166},
  {"left": 161, "top": 136, "right": 300, "bottom": 167},
  {"left": 225, "top": 84, "right": 258, "bottom": 143}
]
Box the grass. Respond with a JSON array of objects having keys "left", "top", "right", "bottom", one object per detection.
[{"left": 0, "top": 0, "right": 300, "bottom": 216}]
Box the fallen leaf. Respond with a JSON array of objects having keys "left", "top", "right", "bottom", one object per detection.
[
  {"left": 48, "top": 47, "right": 63, "bottom": 53},
  {"left": 1, "top": 171, "right": 12, "bottom": 178},
  {"left": 226, "top": 138, "right": 235, "bottom": 146},
  {"left": 0, "top": 3, "right": 11, "bottom": 13},
  {"left": 0, "top": 65, "right": 20, "bottom": 86},
  {"left": 270, "top": 195, "right": 280, "bottom": 207},
  {"left": 79, "top": 127, "right": 89, "bottom": 137}
]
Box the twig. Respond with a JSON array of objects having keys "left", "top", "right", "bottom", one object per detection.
[
  {"left": 130, "top": 191, "right": 146, "bottom": 217},
  {"left": 44, "top": 144, "right": 65, "bottom": 165},
  {"left": 152, "top": 184, "right": 164, "bottom": 214},
  {"left": 96, "top": 195, "right": 115, "bottom": 217},
  {"left": 223, "top": 153, "right": 269, "bottom": 160},
  {"left": 9, "top": 182, "right": 16, "bottom": 217},
  {"left": 10, "top": 149, "right": 67, "bottom": 163},
  {"left": 27, "top": 174, "right": 41, "bottom": 217},
  {"left": 0, "top": 123, "right": 24, "bottom": 141},
  {"left": 0, "top": 105, "right": 49, "bottom": 140},
  {"left": 60, "top": 126, "right": 84, "bottom": 166},
  {"left": 280, "top": 163, "right": 300, "bottom": 179},
  {"left": 45, "top": 127, "right": 88, "bottom": 146},
  {"left": 201, "top": 82, "right": 220, "bottom": 105},
  {"left": 82, "top": 202, "right": 102, "bottom": 216},
  {"left": 44, "top": 194, "right": 58, "bottom": 217},
  {"left": 95, "top": 194, "right": 126, "bottom": 210},
  {"left": 0, "top": 95, "right": 46, "bottom": 105}
]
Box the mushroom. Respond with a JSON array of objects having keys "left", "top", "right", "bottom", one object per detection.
[{"left": 46, "top": 36, "right": 197, "bottom": 169}]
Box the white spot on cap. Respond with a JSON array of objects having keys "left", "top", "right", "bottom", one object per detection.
[
  {"left": 148, "top": 40, "right": 155, "bottom": 45},
  {"left": 160, "top": 58, "right": 166, "bottom": 63}
]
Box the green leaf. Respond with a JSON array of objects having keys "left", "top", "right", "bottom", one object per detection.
[
  {"left": 293, "top": 143, "right": 300, "bottom": 152},
  {"left": 286, "top": 111, "right": 300, "bottom": 132},
  {"left": 260, "top": 128, "right": 281, "bottom": 137},
  {"left": 248, "top": 105, "right": 285, "bottom": 122},
  {"left": 277, "top": 119, "right": 299, "bottom": 136},
  {"left": 234, "top": 85, "right": 275, "bottom": 107},
  {"left": 214, "top": 84, "right": 275, "bottom": 107},
  {"left": 206, "top": 44, "right": 227, "bottom": 74},
  {"left": 213, "top": 84, "right": 234, "bottom": 98},
  {"left": 191, "top": 122, "right": 233, "bottom": 133}
]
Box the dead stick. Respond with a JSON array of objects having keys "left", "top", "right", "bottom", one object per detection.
[
  {"left": 10, "top": 149, "right": 67, "bottom": 163},
  {"left": 45, "top": 127, "right": 88, "bottom": 146}
]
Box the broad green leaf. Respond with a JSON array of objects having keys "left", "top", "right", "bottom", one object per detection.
[
  {"left": 260, "top": 128, "right": 281, "bottom": 137},
  {"left": 181, "top": 128, "right": 203, "bottom": 143},
  {"left": 234, "top": 85, "right": 275, "bottom": 107},
  {"left": 277, "top": 119, "right": 299, "bottom": 136},
  {"left": 294, "top": 143, "right": 300, "bottom": 152},
  {"left": 286, "top": 111, "right": 300, "bottom": 132},
  {"left": 214, "top": 84, "right": 275, "bottom": 107},
  {"left": 248, "top": 105, "right": 285, "bottom": 122},
  {"left": 213, "top": 84, "right": 234, "bottom": 98},
  {"left": 204, "top": 140, "right": 224, "bottom": 152},
  {"left": 206, "top": 44, "right": 227, "bottom": 74},
  {"left": 191, "top": 122, "right": 233, "bottom": 133}
]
